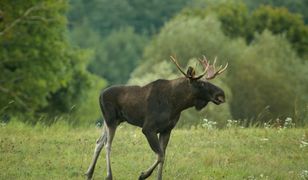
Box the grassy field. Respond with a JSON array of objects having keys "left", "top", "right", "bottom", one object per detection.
[{"left": 0, "top": 121, "right": 307, "bottom": 180}]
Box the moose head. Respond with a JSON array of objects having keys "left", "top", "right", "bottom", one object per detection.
[{"left": 170, "top": 55, "right": 228, "bottom": 110}]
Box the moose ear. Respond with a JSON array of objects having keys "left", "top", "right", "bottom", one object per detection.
[{"left": 186, "top": 66, "right": 195, "bottom": 78}]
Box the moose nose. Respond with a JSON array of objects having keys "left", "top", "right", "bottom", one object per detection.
[{"left": 217, "top": 95, "right": 225, "bottom": 103}]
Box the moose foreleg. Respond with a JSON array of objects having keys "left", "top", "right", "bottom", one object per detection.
[
  {"left": 139, "top": 129, "right": 164, "bottom": 180},
  {"left": 157, "top": 130, "right": 171, "bottom": 180}
]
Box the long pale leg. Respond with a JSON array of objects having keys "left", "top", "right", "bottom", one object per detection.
[
  {"left": 157, "top": 131, "right": 171, "bottom": 180},
  {"left": 85, "top": 126, "right": 107, "bottom": 180},
  {"left": 105, "top": 125, "right": 117, "bottom": 180}
]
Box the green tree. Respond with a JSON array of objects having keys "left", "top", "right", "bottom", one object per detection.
[
  {"left": 0, "top": 1, "right": 72, "bottom": 119},
  {"left": 87, "top": 27, "right": 147, "bottom": 84},
  {"left": 67, "top": 0, "right": 191, "bottom": 85},
  {"left": 228, "top": 30, "right": 308, "bottom": 125},
  {"left": 251, "top": 6, "right": 308, "bottom": 58},
  {"left": 185, "top": 2, "right": 308, "bottom": 58},
  {"left": 191, "top": 0, "right": 308, "bottom": 23},
  {"left": 42, "top": 50, "right": 107, "bottom": 125},
  {"left": 133, "top": 15, "right": 225, "bottom": 75},
  {"left": 183, "top": 2, "right": 252, "bottom": 40},
  {"left": 68, "top": 0, "right": 190, "bottom": 36},
  {"left": 0, "top": 0, "right": 106, "bottom": 124},
  {"left": 244, "top": 0, "right": 308, "bottom": 24}
]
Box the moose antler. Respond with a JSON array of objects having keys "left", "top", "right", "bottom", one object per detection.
[
  {"left": 170, "top": 55, "right": 209, "bottom": 80},
  {"left": 199, "top": 55, "right": 228, "bottom": 80},
  {"left": 170, "top": 56, "right": 190, "bottom": 78}
]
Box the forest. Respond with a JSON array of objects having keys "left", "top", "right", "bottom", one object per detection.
[{"left": 1, "top": 0, "right": 308, "bottom": 128}]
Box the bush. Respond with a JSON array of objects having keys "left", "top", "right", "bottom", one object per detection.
[{"left": 227, "top": 30, "right": 308, "bottom": 125}]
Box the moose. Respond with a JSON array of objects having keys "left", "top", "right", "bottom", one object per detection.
[{"left": 85, "top": 56, "right": 228, "bottom": 180}]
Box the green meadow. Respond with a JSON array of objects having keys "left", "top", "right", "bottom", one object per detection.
[{"left": 1, "top": 122, "right": 307, "bottom": 180}]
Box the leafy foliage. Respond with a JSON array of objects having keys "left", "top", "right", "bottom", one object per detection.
[
  {"left": 87, "top": 27, "right": 147, "bottom": 84},
  {"left": 68, "top": 0, "right": 190, "bottom": 36},
  {"left": 67, "top": 0, "right": 190, "bottom": 84},
  {"left": 0, "top": 0, "right": 106, "bottom": 124},
  {"left": 251, "top": 6, "right": 308, "bottom": 58},
  {"left": 185, "top": 2, "right": 308, "bottom": 58},
  {"left": 244, "top": 0, "right": 308, "bottom": 24},
  {"left": 131, "top": 15, "right": 233, "bottom": 77},
  {"left": 42, "top": 51, "right": 107, "bottom": 125},
  {"left": 228, "top": 31, "right": 308, "bottom": 124},
  {"left": 128, "top": 61, "right": 178, "bottom": 86},
  {"left": 184, "top": 2, "right": 251, "bottom": 39},
  {"left": 0, "top": 1, "right": 72, "bottom": 118},
  {"left": 191, "top": 0, "right": 308, "bottom": 24}
]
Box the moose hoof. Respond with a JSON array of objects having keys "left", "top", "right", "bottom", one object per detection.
[
  {"left": 105, "top": 175, "right": 112, "bottom": 180},
  {"left": 138, "top": 172, "right": 150, "bottom": 180},
  {"left": 138, "top": 172, "right": 146, "bottom": 180},
  {"left": 84, "top": 172, "right": 92, "bottom": 180}
]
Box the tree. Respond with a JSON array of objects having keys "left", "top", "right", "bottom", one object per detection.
[
  {"left": 251, "top": 6, "right": 308, "bottom": 58},
  {"left": 87, "top": 27, "right": 147, "bottom": 84},
  {"left": 186, "top": 2, "right": 308, "bottom": 58},
  {"left": 244, "top": 0, "right": 308, "bottom": 24},
  {"left": 67, "top": 0, "right": 191, "bottom": 85},
  {"left": 0, "top": 1, "right": 71, "bottom": 119},
  {"left": 0, "top": 0, "right": 106, "bottom": 124},
  {"left": 68, "top": 0, "right": 190, "bottom": 37},
  {"left": 191, "top": 0, "right": 308, "bottom": 23},
  {"left": 41, "top": 50, "right": 107, "bottom": 125},
  {"left": 227, "top": 30, "right": 308, "bottom": 124},
  {"left": 183, "top": 1, "right": 252, "bottom": 40}
]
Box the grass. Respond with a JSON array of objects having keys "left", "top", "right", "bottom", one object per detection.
[{"left": 0, "top": 121, "right": 307, "bottom": 180}]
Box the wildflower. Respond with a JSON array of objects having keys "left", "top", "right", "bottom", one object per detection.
[
  {"left": 283, "top": 117, "right": 295, "bottom": 129},
  {"left": 300, "top": 170, "right": 308, "bottom": 179},
  {"left": 202, "top": 118, "right": 217, "bottom": 130}
]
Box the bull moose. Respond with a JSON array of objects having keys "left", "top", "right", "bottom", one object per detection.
[{"left": 85, "top": 56, "right": 228, "bottom": 180}]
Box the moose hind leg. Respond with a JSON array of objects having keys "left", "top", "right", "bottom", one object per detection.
[
  {"left": 85, "top": 126, "right": 107, "bottom": 180},
  {"left": 139, "top": 129, "right": 164, "bottom": 180},
  {"left": 105, "top": 125, "right": 117, "bottom": 180}
]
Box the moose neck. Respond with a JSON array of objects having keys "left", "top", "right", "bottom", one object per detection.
[{"left": 170, "top": 78, "right": 196, "bottom": 113}]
